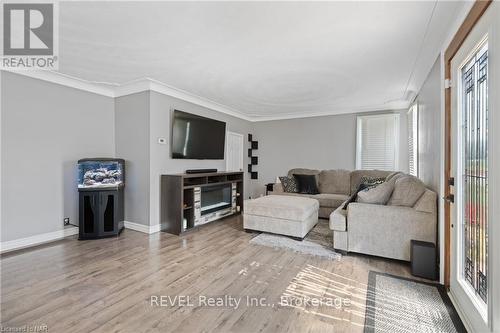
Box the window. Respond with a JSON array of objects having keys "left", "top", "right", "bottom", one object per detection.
[
  {"left": 356, "top": 114, "right": 400, "bottom": 171},
  {"left": 408, "top": 103, "right": 419, "bottom": 176}
]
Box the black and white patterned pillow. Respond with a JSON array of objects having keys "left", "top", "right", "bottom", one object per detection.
[
  {"left": 343, "top": 176, "right": 386, "bottom": 209},
  {"left": 279, "top": 176, "right": 299, "bottom": 193},
  {"left": 359, "top": 176, "right": 386, "bottom": 191}
]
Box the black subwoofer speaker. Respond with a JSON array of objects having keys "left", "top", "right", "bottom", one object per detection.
[{"left": 410, "top": 240, "right": 437, "bottom": 280}]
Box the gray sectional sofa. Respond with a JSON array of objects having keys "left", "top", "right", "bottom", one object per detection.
[
  {"left": 271, "top": 168, "right": 393, "bottom": 218},
  {"left": 270, "top": 168, "right": 437, "bottom": 261}
]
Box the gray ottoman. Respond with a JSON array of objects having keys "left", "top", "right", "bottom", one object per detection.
[{"left": 244, "top": 195, "right": 319, "bottom": 239}]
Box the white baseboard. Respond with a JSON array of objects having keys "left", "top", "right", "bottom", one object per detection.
[
  {"left": 0, "top": 221, "right": 162, "bottom": 254},
  {"left": 0, "top": 226, "right": 79, "bottom": 254},
  {"left": 124, "top": 221, "right": 162, "bottom": 234},
  {"left": 149, "top": 223, "right": 163, "bottom": 234}
]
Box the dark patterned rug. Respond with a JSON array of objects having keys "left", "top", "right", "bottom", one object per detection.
[{"left": 364, "top": 271, "right": 466, "bottom": 333}]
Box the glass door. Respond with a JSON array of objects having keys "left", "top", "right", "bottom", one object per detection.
[{"left": 450, "top": 12, "right": 491, "bottom": 328}]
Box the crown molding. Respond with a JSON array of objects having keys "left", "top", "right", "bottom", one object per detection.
[
  {"left": 113, "top": 78, "right": 151, "bottom": 97},
  {"left": 117, "top": 77, "right": 254, "bottom": 122},
  {"left": 4, "top": 70, "right": 253, "bottom": 121},
  {"left": 249, "top": 102, "right": 410, "bottom": 122},
  {"left": 3, "top": 69, "right": 410, "bottom": 122},
  {"left": 3, "top": 70, "right": 117, "bottom": 97}
]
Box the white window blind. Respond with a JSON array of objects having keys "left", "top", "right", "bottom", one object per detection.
[
  {"left": 356, "top": 114, "right": 400, "bottom": 171},
  {"left": 408, "top": 104, "right": 419, "bottom": 176}
]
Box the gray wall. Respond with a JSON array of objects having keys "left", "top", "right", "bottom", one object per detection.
[
  {"left": 1, "top": 74, "right": 253, "bottom": 241},
  {"left": 1, "top": 72, "right": 414, "bottom": 240},
  {"left": 115, "top": 92, "right": 151, "bottom": 226},
  {"left": 148, "top": 91, "right": 253, "bottom": 226},
  {"left": 1, "top": 72, "right": 115, "bottom": 242},
  {"left": 114, "top": 91, "right": 254, "bottom": 227},
  {"left": 415, "top": 57, "right": 441, "bottom": 193},
  {"left": 251, "top": 110, "right": 408, "bottom": 196},
  {"left": 414, "top": 56, "right": 442, "bottom": 280}
]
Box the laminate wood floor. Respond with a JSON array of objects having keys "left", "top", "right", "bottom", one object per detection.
[{"left": 1, "top": 216, "right": 427, "bottom": 333}]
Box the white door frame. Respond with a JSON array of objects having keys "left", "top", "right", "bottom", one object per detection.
[{"left": 449, "top": 5, "right": 497, "bottom": 331}]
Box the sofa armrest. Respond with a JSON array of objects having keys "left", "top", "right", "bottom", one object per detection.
[
  {"left": 347, "top": 203, "right": 436, "bottom": 261},
  {"left": 269, "top": 183, "right": 284, "bottom": 194},
  {"left": 413, "top": 189, "right": 437, "bottom": 214}
]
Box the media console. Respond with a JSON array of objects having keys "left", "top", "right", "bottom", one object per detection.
[{"left": 160, "top": 171, "right": 244, "bottom": 235}]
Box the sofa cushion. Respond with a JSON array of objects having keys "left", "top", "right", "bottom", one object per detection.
[
  {"left": 294, "top": 174, "right": 320, "bottom": 194},
  {"left": 314, "top": 193, "right": 349, "bottom": 208},
  {"left": 356, "top": 181, "right": 394, "bottom": 205},
  {"left": 269, "top": 192, "right": 348, "bottom": 209},
  {"left": 245, "top": 195, "right": 319, "bottom": 221},
  {"left": 388, "top": 175, "right": 426, "bottom": 207},
  {"left": 343, "top": 176, "right": 386, "bottom": 208},
  {"left": 350, "top": 170, "right": 392, "bottom": 194},
  {"left": 329, "top": 207, "right": 347, "bottom": 231},
  {"left": 318, "top": 206, "right": 335, "bottom": 219},
  {"left": 287, "top": 168, "right": 320, "bottom": 178},
  {"left": 413, "top": 189, "right": 437, "bottom": 213},
  {"left": 287, "top": 168, "right": 320, "bottom": 186},
  {"left": 386, "top": 171, "right": 404, "bottom": 182},
  {"left": 279, "top": 176, "right": 299, "bottom": 193},
  {"left": 318, "top": 169, "right": 351, "bottom": 195}
]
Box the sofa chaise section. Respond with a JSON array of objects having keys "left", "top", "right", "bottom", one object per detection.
[
  {"left": 330, "top": 188, "right": 437, "bottom": 261},
  {"left": 268, "top": 167, "right": 438, "bottom": 262}
]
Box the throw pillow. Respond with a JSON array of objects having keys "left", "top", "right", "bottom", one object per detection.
[
  {"left": 293, "top": 174, "right": 320, "bottom": 194},
  {"left": 356, "top": 180, "right": 395, "bottom": 205},
  {"left": 388, "top": 175, "right": 426, "bottom": 207},
  {"left": 342, "top": 183, "right": 367, "bottom": 209},
  {"left": 359, "top": 176, "right": 386, "bottom": 189},
  {"left": 343, "top": 177, "right": 391, "bottom": 209},
  {"left": 278, "top": 176, "right": 299, "bottom": 193},
  {"left": 343, "top": 192, "right": 358, "bottom": 210},
  {"left": 385, "top": 171, "right": 403, "bottom": 182}
]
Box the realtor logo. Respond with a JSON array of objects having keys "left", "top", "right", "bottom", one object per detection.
[{"left": 2, "top": 2, "right": 59, "bottom": 69}]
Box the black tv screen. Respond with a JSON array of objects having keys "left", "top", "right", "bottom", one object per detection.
[{"left": 171, "top": 110, "right": 226, "bottom": 159}]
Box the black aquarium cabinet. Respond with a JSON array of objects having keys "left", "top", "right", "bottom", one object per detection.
[
  {"left": 79, "top": 189, "right": 124, "bottom": 239},
  {"left": 77, "top": 158, "right": 125, "bottom": 240}
]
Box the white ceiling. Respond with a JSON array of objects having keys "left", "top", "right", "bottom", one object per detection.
[{"left": 57, "top": 1, "right": 466, "bottom": 120}]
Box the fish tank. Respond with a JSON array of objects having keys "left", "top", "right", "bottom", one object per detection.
[{"left": 78, "top": 158, "right": 125, "bottom": 189}]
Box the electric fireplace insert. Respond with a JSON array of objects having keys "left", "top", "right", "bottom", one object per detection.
[{"left": 200, "top": 184, "right": 232, "bottom": 215}]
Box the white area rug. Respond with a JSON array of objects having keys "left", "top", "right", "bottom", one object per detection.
[
  {"left": 364, "top": 272, "right": 466, "bottom": 332},
  {"left": 249, "top": 220, "right": 341, "bottom": 260}
]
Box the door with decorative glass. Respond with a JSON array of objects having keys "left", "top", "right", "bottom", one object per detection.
[
  {"left": 460, "top": 43, "right": 488, "bottom": 304},
  {"left": 450, "top": 9, "right": 492, "bottom": 331}
]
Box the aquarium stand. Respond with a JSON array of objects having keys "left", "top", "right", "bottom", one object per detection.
[
  {"left": 77, "top": 158, "right": 125, "bottom": 240},
  {"left": 78, "top": 186, "right": 124, "bottom": 240}
]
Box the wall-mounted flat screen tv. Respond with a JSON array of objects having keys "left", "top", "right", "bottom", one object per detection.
[{"left": 171, "top": 110, "right": 226, "bottom": 159}]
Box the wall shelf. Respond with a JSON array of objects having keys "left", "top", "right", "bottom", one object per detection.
[{"left": 248, "top": 134, "right": 258, "bottom": 180}]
